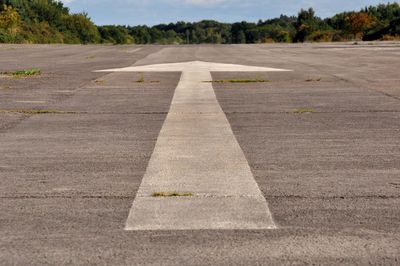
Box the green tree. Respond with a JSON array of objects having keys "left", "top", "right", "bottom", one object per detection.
[
  {"left": 63, "top": 13, "right": 100, "bottom": 44},
  {"left": 294, "top": 8, "right": 318, "bottom": 42}
]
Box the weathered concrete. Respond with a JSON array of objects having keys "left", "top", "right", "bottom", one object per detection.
[{"left": 0, "top": 43, "right": 399, "bottom": 265}]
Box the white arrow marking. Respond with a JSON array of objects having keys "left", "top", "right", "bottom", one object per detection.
[
  {"left": 96, "top": 61, "right": 291, "bottom": 230},
  {"left": 95, "top": 60, "right": 290, "bottom": 73}
]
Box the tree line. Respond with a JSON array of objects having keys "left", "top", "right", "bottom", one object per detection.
[{"left": 1, "top": 0, "right": 399, "bottom": 44}]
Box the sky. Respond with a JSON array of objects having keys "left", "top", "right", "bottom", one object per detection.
[{"left": 59, "top": 0, "right": 396, "bottom": 26}]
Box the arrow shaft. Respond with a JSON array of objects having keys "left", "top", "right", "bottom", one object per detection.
[
  {"left": 171, "top": 70, "right": 218, "bottom": 113},
  {"left": 125, "top": 69, "right": 276, "bottom": 230}
]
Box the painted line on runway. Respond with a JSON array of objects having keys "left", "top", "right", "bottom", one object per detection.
[{"left": 96, "top": 61, "right": 291, "bottom": 230}]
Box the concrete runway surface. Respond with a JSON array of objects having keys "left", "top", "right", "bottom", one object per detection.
[{"left": 0, "top": 43, "right": 399, "bottom": 265}]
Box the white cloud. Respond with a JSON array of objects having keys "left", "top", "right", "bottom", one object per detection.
[
  {"left": 61, "top": 0, "right": 240, "bottom": 8},
  {"left": 59, "top": 0, "right": 77, "bottom": 3},
  {"left": 59, "top": 0, "right": 388, "bottom": 25},
  {"left": 182, "top": 0, "right": 230, "bottom": 6}
]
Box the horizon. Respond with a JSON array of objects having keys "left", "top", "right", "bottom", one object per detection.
[{"left": 60, "top": 0, "right": 394, "bottom": 26}]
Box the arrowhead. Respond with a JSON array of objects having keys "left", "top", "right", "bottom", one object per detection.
[{"left": 95, "top": 61, "right": 291, "bottom": 72}]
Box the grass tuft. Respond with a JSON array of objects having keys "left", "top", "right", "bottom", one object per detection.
[
  {"left": 152, "top": 192, "right": 193, "bottom": 197},
  {"left": 206, "top": 79, "right": 270, "bottom": 83},
  {"left": 95, "top": 80, "right": 106, "bottom": 84},
  {"left": 135, "top": 73, "right": 159, "bottom": 83},
  {"left": 0, "top": 109, "right": 75, "bottom": 114},
  {"left": 294, "top": 108, "right": 315, "bottom": 114},
  {"left": 136, "top": 73, "right": 145, "bottom": 83},
  {"left": 305, "top": 78, "right": 322, "bottom": 82}
]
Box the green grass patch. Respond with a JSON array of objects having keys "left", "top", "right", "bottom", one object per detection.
[
  {"left": 294, "top": 108, "right": 315, "bottom": 114},
  {"left": 152, "top": 192, "right": 193, "bottom": 197},
  {"left": 12, "top": 68, "right": 41, "bottom": 77},
  {"left": 85, "top": 55, "right": 96, "bottom": 59},
  {"left": 206, "top": 79, "right": 270, "bottom": 83},
  {"left": 0, "top": 109, "right": 76, "bottom": 114}
]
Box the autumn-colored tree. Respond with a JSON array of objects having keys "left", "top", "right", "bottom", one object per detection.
[
  {"left": 346, "top": 12, "right": 375, "bottom": 39},
  {"left": 0, "top": 5, "right": 21, "bottom": 42},
  {"left": 0, "top": 5, "right": 21, "bottom": 34}
]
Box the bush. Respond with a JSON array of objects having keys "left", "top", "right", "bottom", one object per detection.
[
  {"left": 99, "top": 25, "right": 134, "bottom": 44},
  {"left": 308, "top": 30, "right": 335, "bottom": 42}
]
